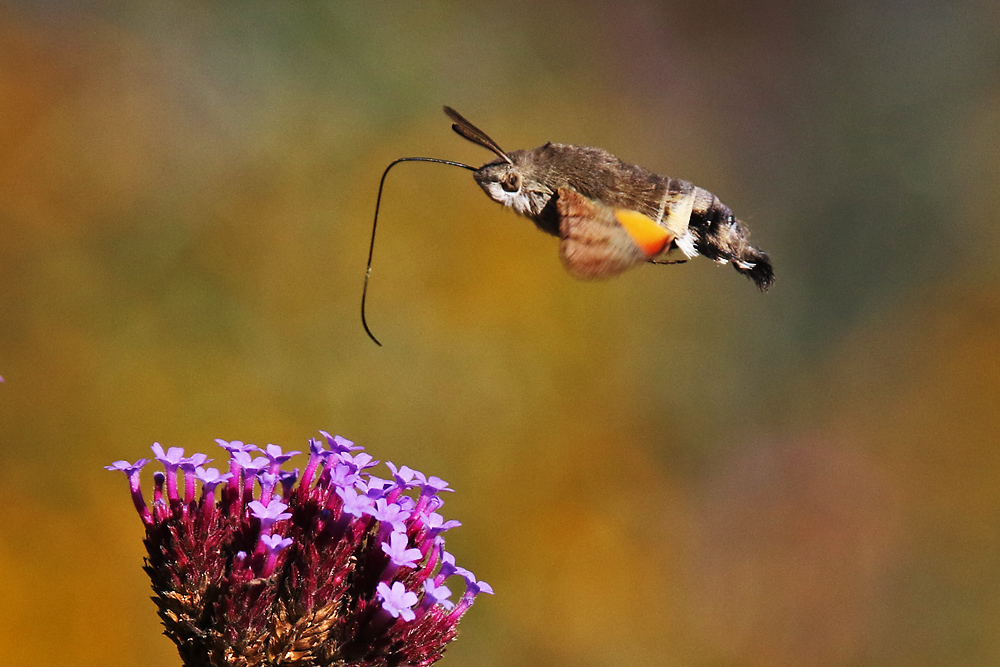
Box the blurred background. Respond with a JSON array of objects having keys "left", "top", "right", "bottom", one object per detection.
[{"left": 1, "top": 1, "right": 999, "bottom": 665}]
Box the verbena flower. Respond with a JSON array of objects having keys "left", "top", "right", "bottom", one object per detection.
[{"left": 106, "top": 432, "right": 492, "bottom": 667}]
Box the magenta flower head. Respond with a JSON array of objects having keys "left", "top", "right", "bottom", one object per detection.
[{"left": 106, "top": 433, "right": 492, "bottom": 667}]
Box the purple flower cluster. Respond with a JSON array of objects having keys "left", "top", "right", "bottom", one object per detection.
[{"left": 106, "top": 432, "right": 492, "bottom": 667}]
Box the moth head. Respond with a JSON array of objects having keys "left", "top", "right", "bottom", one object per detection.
[
  {"left": 468, "top": 157, "right": 539, "bottom": 216},
  {"left": 444, "top": 107, "right": 551, "bottom": 218}
]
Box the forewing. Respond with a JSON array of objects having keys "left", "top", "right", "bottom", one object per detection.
[{"left": 556, "top": 187, "right": 675, "bottom": 280}]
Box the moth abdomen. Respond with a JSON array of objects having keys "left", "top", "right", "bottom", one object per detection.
[{"left": 688, "top": 194, "right": 774, "bottom": 291}]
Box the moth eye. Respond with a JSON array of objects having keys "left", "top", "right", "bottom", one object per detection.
[{"left": 501, "top": 172, "right": 522, "bottom": 193}]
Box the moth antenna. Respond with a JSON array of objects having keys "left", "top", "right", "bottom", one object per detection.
[
  {"left": 443, "top": 106, "right": 514, "bottom": 165},
  {"left": 362, "top": 156, "right": 476, "bottom": 346}
]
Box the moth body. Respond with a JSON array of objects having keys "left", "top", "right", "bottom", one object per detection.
[
  {"left": 359, "top": 109, "right": 776, "bottom": 344},
  {"left": 448, "top": 107, "right": 774, "bottom": 290}
]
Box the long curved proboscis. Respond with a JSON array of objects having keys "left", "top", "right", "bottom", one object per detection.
[
  {"left": 362, "top": 156, "right": 476, "bottom": 346},
  {"left": 444, "top": 106, "right": 513, "bottom": 165}
]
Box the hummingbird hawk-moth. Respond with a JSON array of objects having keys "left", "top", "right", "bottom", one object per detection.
[{"left": 362, "top": 106, "right": 774, "bottom": 345}]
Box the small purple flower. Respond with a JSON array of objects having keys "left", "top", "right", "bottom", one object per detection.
[
  {"left": 260, "top": 533, "right": 293, "bottom": 554},
  {"left": 151, "top": 443, "right": 186, "bottom": 468},
  {"left": 359, "top": 475, "right": 391, "bottom": 499},
  {"left": 259, "top": 533, "right": 294, "bottom": 578},
  {"left": 151, "top": 443, "right": 185, "bottom": 503},
  {"left": 215, "top": 439, "right": 254, "bottom": 455},
  {"left": 343, "top": 451, "right": 378, "bottom": 473},
  {"left": 179, "top": 454, "right": 211, "bottom": 504},
  {"left": 232, "top": 450, "right": 269, "bottom": 475},
  {"left": 298, "top": 438, "right": 332, "bottom": 490},
  {"left": 425, "top": 512, "right": 461, "bottom": 534},
  {"left": 377, "top": 581, "right": 419, "bottom": 622},
  {"left": 248, "top": 498, "right": 291, "bottom": 533},
  {"left": 105, "top": 459, "right": 147, "bottom": 474},
  {"left": 411, "top": 475, "right": 453, "bottom": 520},
  {"left": 435, "top": 550, "right": 459, "bottom": 585},
  {"left": 193, "top": 467, "right": 231, "bottom": 520},
  {"left": 257, "top": 444, "right": 301, "bottom": 481},
  {"left": 258, "top": 471, "right": 278, "bottom": 490},
  {"left": 470, "top": 578, "right": 493, "bottom": 596},
  {"left": 216, "top": 440, "right": 255, "bottom": 498},
  {"left": 422, "top": 476, "right": 452, "bottom": 496},
  {"left": 277, "top": 469, "right": 298, "bottom": 498},
  {"left": 257, "top": 471, "right": 280, "bottom": 506},
  {"left": 233, "top": 451, "right": 270, "bottom": 500},
  {"left": 368, "top": 498, "right": 409, "bottom": 534},
  {"left": 328, "top": 463, "right": 361, "bottom": 489},
  {"left": 308, "top": 437, "right": 327, "bottom": 456},
  {"left": 385, "top": 462, "right": 423, "bottom": 489},
  {"left": 184, "top": 452, "right": 211, "bottom": 468},
  {"left": 104, "top": 459, "right": 151, "bottom": 524},
  {"left": 423, "top": 580, "right": 455, "bottom": 611},
  {"left": 107, "top": 432, "right": 488, "bottom": 666},
  {"left": 336, "top": 486, "right": 372, "bottom": 518},
  {"left": 381, "top": 530, "right": 423, "bottom": 569},
  {"left": 449, "top": 571, "right": 494, "bottom": 620},
  {"left": 194, "top": 466, "right": 231, "bottom": 486},
  {"left": 320, "top": 431, "right": 362, "bottom": 454}
]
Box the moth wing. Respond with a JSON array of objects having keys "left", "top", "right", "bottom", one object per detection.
[{"left": 556, "top": 187, "right": 675, "bottom": 280}]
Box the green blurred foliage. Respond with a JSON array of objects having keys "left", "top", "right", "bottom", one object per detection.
[{"left": 0, "top": 1, "right": 998, "bottom": 665}]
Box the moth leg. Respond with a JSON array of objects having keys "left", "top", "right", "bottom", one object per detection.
[{"left": 649, "top": 258, "right": 687, "bottom": 265}]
